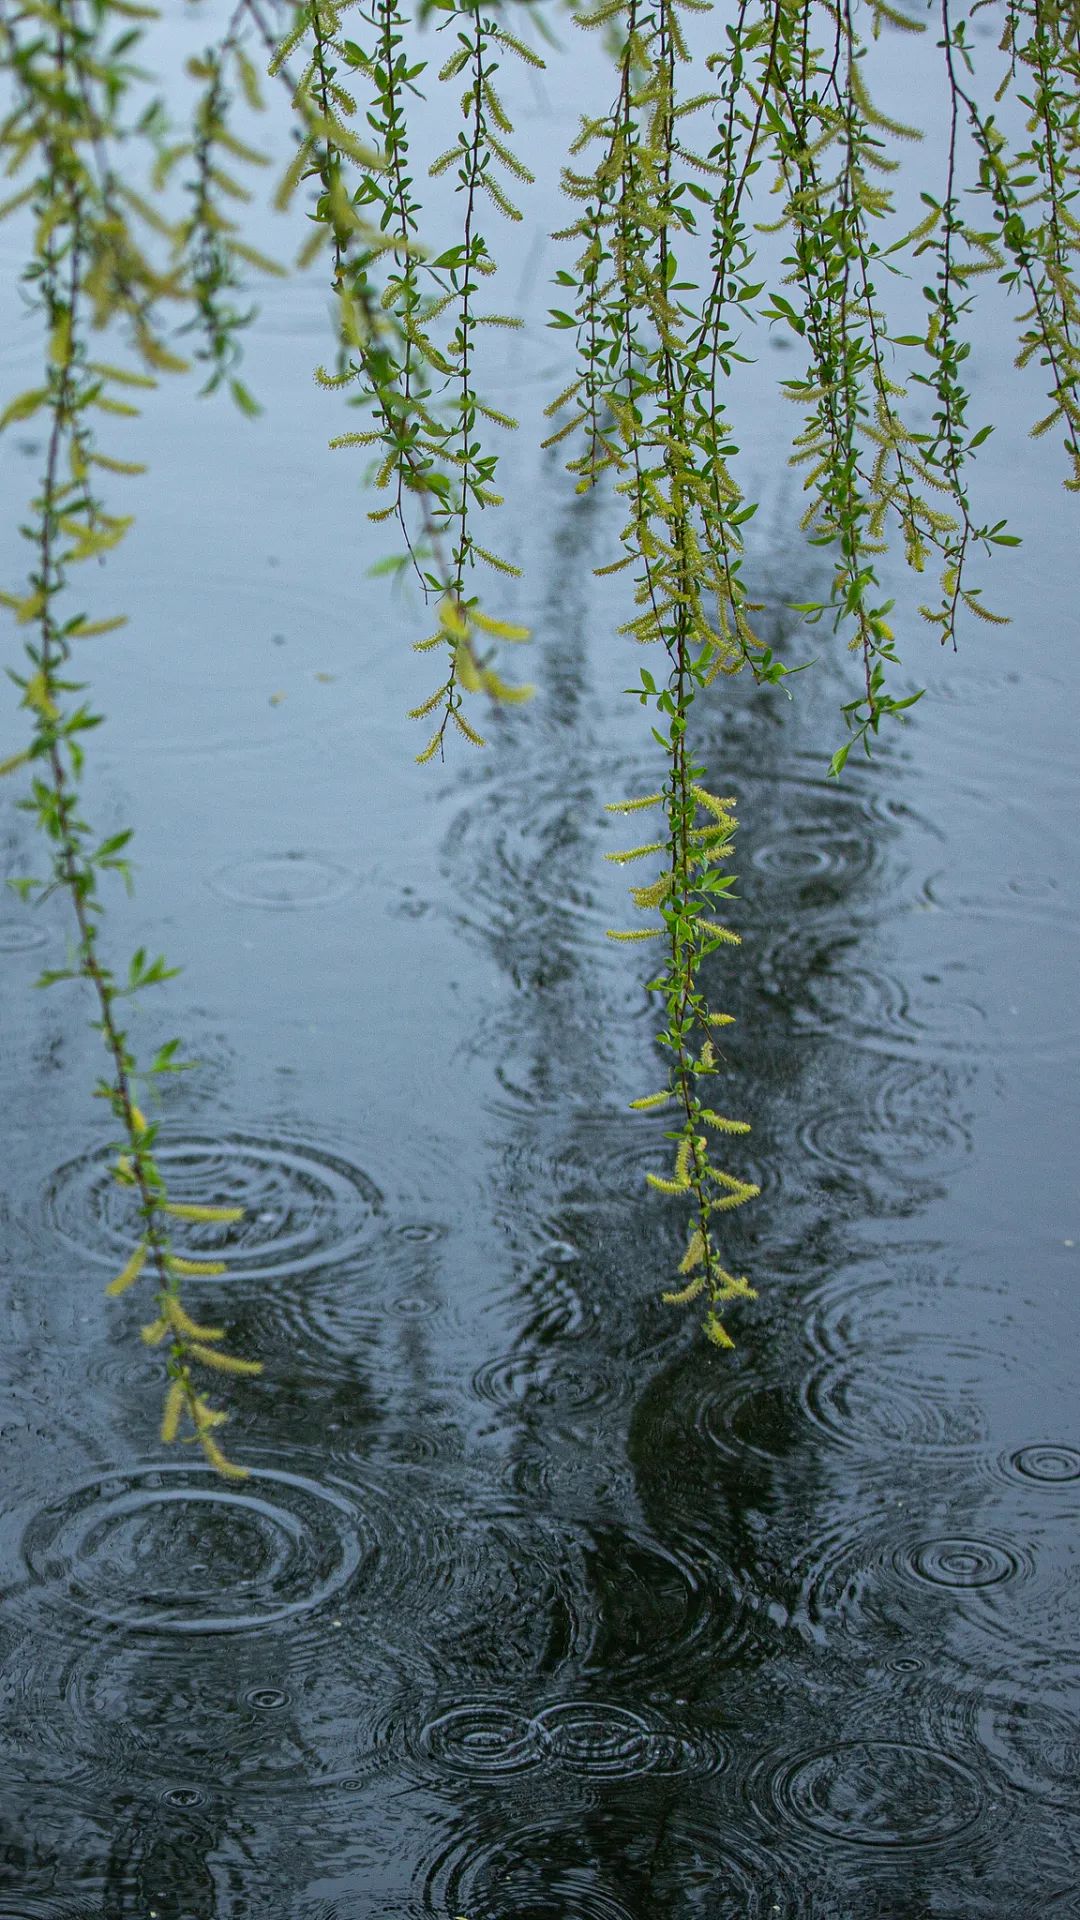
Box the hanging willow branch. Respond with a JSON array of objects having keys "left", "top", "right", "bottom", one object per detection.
[
  {"left": 0, "top": 0, "right": 270, "bottom": 1476},
  {"left": 546, "top": 0, "right": 1078, "bottom": 1338},
  {"left": 1, "top": 0, "right": 1078, "bottom": 1463},
  {"left": 255, "top": 0, "right": 538, "bottom": 754}
]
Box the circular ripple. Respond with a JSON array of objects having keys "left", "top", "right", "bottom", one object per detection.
[
  {"left": 581, "top": 1523, "right": 757, "bottom": 1690},
  {"left": 792, "top": 1516, "right": 1034, "bottom": 1647},
  {"left": 739, "top": 758, "right": 941, "bottom": 905},
  {"left": 537, "top": 1700, "right": 656, "bottom": 1777},
  {"left": 899, "top": 1536, "right": 1029, "bottom": 1592},
  {"left": 684, "top": 1303, "right": 999, "bottom": 1468},
  {"left": 637, "top": 1807, "right": 805, "bottom": 1918},
  {"left": 440, "top": 763, "right": 637, "bottom": 957},
  {"left": 760, "top": 915, "right": 1079, "bottom": 1061},
  {"left": 423, "top": 1817, "right": 638, "bottom": 1920},
  {"left": 246, "top": 1686, "right": 288, "bottom": 1711},
  {"left": 210, "top": 851, "right": 355, "bottom": 909},
  {"left": 761, "top": 1740, "right": 984, "bottom": 1850},
  {"left": 82, "top": 1343, "right": 171, "bottom": 1399},
  {"left": 0, "top": 1908, "right": 101, "bottom": 1920},
  {"left": 802, "top": 1348, "right": 989, "bottom": 1458},
  {"left": 425, "top": 1803, "right": 798, "bottom": 1920},
  {"left": 424, "top": 1507, "right": 591, "bottom": 1686},
  {"left": 0, "top": 917, "right": 48, "bottom": 954},
  {"left": 977, "top": 1694, "right": 1080, "bottom": 1807},
  {"left": 798, "top": 1055, "right": 972, "bottom": 1190},
  {"left": 160, "top": 1785, "right": 204, "bottom": 1809},
  {"left": 21, "top": 1465, "right": 363, "bottom": 1635},
  {"left": 45, "top": 1133, "right": 383, "bottom": 1279},
  {"left": 1005, "top": 1444, "right": 1080, "bottom": 1485},
  {"left": 491, "top": 1113, "right": 762, "bottom": 1257},
  {"left": 748, "top": 819, "right": 875, "bottom": 895},
  {"left": 534, "top": 1699, "right": 724, "bottom": 1780},
  {"left": 418, "top": 1700, "right": 543, "bottom": 1779},
  {"left": 388, "top": 1289, "right": 437, "bottom": 1320},
  {"left": 693, "top": 1371, "right": 801, "bottom": 1467},
  {"left": 751, "top": 834, "right": 852, "bottom": 882},
  {"left": 395, "top": 1221, "right": 445, "bottom": 1245},
  {"left": 14, "top": 1624, "right": 417, "bottom": 1796},
  {"left": 472, "top": 1341, "right": 620, "bottom": 1422},
  {"left": 757, "top": 933, "right": 944, "bottom": 1057},
  {"left": 922, "top": 861, "right": 1079, "bottom": 932},
  {"left": 39, "top": 1476, "right": 589, "bottom": 1702}
]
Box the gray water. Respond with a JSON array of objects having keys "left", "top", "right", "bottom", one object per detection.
[{"left": 0, "top": 6, "right": 1078, "bottom": 1915}]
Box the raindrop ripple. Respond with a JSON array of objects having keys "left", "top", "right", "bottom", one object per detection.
[
  {"left": 21, "top": 1464, "right": 363, "bottom": 1634},
  {"left": 757, "top": 1738, "right": 985, "bottom": 1851},
  {"left": 45, "top": 1132, "right": 383, "bottom": 1279}
]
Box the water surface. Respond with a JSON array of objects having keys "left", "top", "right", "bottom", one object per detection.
[{"left": 0, "top": 6, "right": 1077, "bottom": 1915}]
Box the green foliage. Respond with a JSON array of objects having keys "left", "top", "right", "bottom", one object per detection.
[
  {"left": 0, "top": 0, "right": 270, "bottom": 1476},
  {"left": 1, "top": 0, "right": 1077, "bottom": 1469}
]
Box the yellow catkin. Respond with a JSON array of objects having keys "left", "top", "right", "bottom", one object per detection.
[
  {"left": 678, "top": 1229, "right": 705, "bottom": 1274},
  {"left": 704, "top": 1312, "right": 735, "bottom": 1350},
  {"left": 451, "top": 709, "right": 487, "bottom": 747},
  {"left": 712, "top": 1186, "right": 760, "bottom": 1212},
  {"left": 198, "top": 1433, "right": 248, "bottom": 1480},
  {"left": 605, "top": 793, "right": 663, "bottom": 813},
  {"left": 162, "top": 1203, "right": 245, "bottom": 1223},
  {"left": 187, "top": 1343, "right": 263, "bottom": 1376},
  {"left": 714, "top": 1170, "right": 760, "bottom": 1197},
  {"left": 163, "top": 1298, "right": 225, "bottom": 1342},
  {"left": 662, "top": 1273, "right": 707, "bottom": 1306},
  {"left": 408, "top": 689, "right": 445, "bottom": 720},
  {"left": 438, "top": 597, "right": 469, "bottom": 640},
  {"left": 471, "top": 611, "right": 529, "bottom": 641},
  {"left": 691, "top": 786, "right": 737, "bottom": 818},
  {"left": 193, "top": 1396, "right": 229, "bottom": 1431},
  {"left": 631, "top": 874, "right": 673, "bottom": 909},
  {"left": 479, "top": 671, "right": 534, "bottom": 704},
  {"left": 106, "top": 1240, "right": 148, "bottom": 1296},
  {"left": 454, "top": 645, "right": 483, "bottom": 694},
  {"left": 160, "top": 1380, "right": 186, "bottom": 1444},
  {"left": 715, "top": 1271, "right": 757, "bottom": 1301},
  {"left": 605, "top": 842, "right": 663, "bottom": 865},
  {"left": 645, "top": 1171, "right": 691, "bottom": 1195}
]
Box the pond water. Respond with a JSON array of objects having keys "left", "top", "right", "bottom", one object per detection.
[{"left": 0, "top": 6, "right": 1077, "bottom": 1916}]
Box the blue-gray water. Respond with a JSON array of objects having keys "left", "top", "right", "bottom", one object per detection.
[{"left": 0, "top": 7, "right": 1077, "bottom": 1914}]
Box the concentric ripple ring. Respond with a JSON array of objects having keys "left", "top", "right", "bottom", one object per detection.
[
  {"left": 21, "top": 1465, "right": 363, "bottom": 1634},
  {"left": 44, "top": 1133, "right": 383, "bottom": 1280},
  {"left": 210, "top": 851, "right": 355, "bottom": 909},
  {"left": 760, "top": 1739, "right": 984, "bottom": 1851}
]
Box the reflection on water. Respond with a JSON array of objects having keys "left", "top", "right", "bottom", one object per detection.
[{"left": 1, "top": 24, "right": 1078, "bottom": 1920}]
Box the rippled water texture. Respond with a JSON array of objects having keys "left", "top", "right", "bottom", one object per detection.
[{"left": 1, "top": 6, "right": 1078, "bottom": 1917}]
